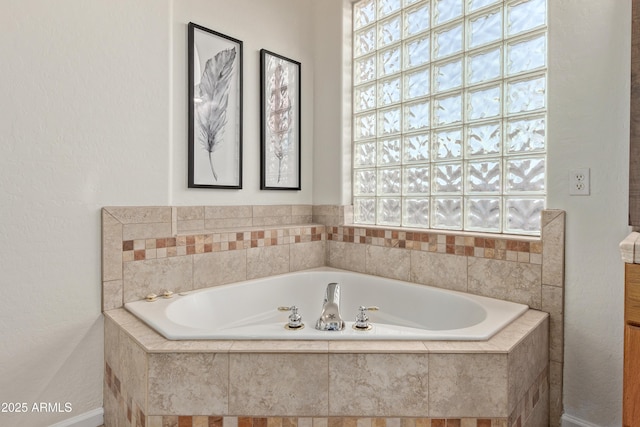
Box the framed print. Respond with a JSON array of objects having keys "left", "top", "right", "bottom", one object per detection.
[
  {"left": 260, "top": 49, "right": 301, "bottom": 190},
  {"left": 188, "top": 22, "right": 243, "bottom": 189}
]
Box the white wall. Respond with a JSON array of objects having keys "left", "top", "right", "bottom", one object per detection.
[{"left": 548, "top": 1, "right": 630, "bottom": 426}]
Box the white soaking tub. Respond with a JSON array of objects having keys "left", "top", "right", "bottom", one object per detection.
[{"left": 124, "top": 267, "right": 528, "bottom": 340}]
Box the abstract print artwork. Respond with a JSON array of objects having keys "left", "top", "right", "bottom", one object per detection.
[
  {"left": 188, "top": 22, "right": 243, "bottom": 188},
  {"left": 260, "top": 49, "right": 301, "bottom": 190}
]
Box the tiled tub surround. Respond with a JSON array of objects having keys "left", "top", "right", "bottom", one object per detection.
[
  {"left": 104, "top": 308, "right": 549, "bottom": 427},
  {"left": 102, "top": 206, "right": 565, "bottom": 427}
]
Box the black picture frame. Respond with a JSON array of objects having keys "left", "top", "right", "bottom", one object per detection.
[
  {"left": 260, "top": 49, "right": 301, "bottom": 190},
  {"left": 188, "top": 22, "right": 243, "bottom": 189}
]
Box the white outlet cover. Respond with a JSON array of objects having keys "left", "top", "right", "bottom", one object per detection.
[{"left": 569, "top": 168, "right": 590, "bottom": 196}]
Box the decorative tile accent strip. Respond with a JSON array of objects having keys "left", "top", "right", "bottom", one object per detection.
[
  {"left": 327, "top": 226, "right": 542, "bottom": 264},
  {"left": 145, "top": 417, "right": 509, "bottom": 427},
  {"left": 508, "top": 366, "right": 549, "bottom": 427},
  {"left": 122, "top": 226, "right": 325, "bottom": 262},
  {"left": 105, "top": 362, "right": 146, "bottom": 427}
]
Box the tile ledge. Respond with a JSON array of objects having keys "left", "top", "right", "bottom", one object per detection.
[
  {"left": 620, "top": 232, "right": 640, "bottom": 263},
  {"left": 175, "top": 223, "right": 325, "bottom": 236}
]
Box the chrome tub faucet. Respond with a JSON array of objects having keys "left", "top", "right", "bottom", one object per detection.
[{"left": 315, "top": 282, "right": 345, "bottom": 331}]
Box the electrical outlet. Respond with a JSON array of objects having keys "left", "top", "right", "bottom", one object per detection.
[{"left": 569, "top": 168, "right": 590, "bottom": 196}]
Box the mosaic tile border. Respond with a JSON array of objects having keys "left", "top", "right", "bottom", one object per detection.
[
  {"left": 145, "top": 416, "right": 509, "bottom": 427},
  {"left": 508, "top": 366, "right": 549, "bottom": 427},
  {"left": 105, "top": 362, "right": 145, "bottom": 427},
  {"left": 328, "top": 227, "right": 542, "bottom": 264},
  {"left": 123, "top": 226, "right": 325, "bottom": 262}
]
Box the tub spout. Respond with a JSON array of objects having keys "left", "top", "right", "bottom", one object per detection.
[{"left": 315, "top": 282, "right": 345, "bottom": 331}]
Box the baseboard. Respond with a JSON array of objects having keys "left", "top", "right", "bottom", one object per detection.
[
  {"left": 561, "top": 413, "right": 603, "bottom": 427},
  {"left": 48, "top": 408, "right": 104, "bottom": 427}
]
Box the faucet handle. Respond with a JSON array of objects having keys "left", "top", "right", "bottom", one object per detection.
[
  {"left": 278, "top": 305, "right": 304, "bottom": 330},
  {"left": 354, "top": 305, "right": 379, "bottom": 330}
]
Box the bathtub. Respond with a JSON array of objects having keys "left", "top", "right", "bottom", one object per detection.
[{"left": 124, "top": 267, "right": 528, "bottom": 340}]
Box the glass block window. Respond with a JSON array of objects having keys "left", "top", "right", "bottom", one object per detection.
[{"left": 352, "top": 0, "right": 547, "bottom": 235}]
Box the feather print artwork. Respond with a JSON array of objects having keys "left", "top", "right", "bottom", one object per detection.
[
  {"left": 194, "top": 47, "right": 236, "bottom": 181},
  {"left": 267, "top": 62, "right": 292, "bottom": 183}
]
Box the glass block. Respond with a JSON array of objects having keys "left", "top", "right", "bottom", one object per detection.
[
  {"left": 405, "top": 36, "right": 430, "bottom": 68},
  {"left": 354, "top": 54, "right": 376, "bottom": 85},
  {"left": 433, "top": 162, "right": 463, "bottom": 193},
  {"left": 506, "top": 157, "right": 545, "bottom": 192},
  {"left": 468, "top": 0, "right": 500, "bottom": 12},
  {"left": 434, "top": 129, "right": 462, "bottom": 160},
  {"left": 468, "top": 47, "right": 501, "bottom": 84},
  {"left": 355, "top": 27, "right": 377, "bottom": 58},
  {"left": 354, "top": 169, "right": 377, "bottom": 195},
  {"left": 434, "top": 93, "right": 462, "bottom": 126},
  {"left": 466, "top": 197, "right": 501, "bottom": 232},
  {"left": 404, "top": 166, "right": 430, "bottom": 194},
  {"left": 434, "top": 23, "right": 463, "bottom": 60},
  {"left": 354, "top": 197, "right": 376, "bottom": 224},
  {"left": 404, "top": 133, "right": 429, "bottom": 162},
  {"left": 405, "top": 0, "right": 423, "bottom": 5},
  {"left": 405, "top": 3, "right": 430, "bottom": 37},
  {"left": 354, "top": 83, "right": 376, "bottom": 112},
  {"left": 379, "top": 46, "right": 402, "bottom": 76},
  {"left": 379, "top": 0, "right": 402, "bottom": 18},
  {"left": 354, "top": 112, "right": 376, "bottom": 141},
  {"left": 379, "top": 107, "right": 402, "bottom": 135},
  {"left": 379, "top": 15, "right": 402, "bottom": 47},
  {"left": 379, "top": 76, "right": 402, "bottom": 106},
  {"left": 468, "top": 85, "right": 501, "bottom": 120},
  {"left": 507, "top": 116, "right": 545, "bottom": 153},
  {"left": 469, "top": 8, "right": 502, "bottom": 48},
  {"left": 404, "top": 100, "right": 430, "bottom": 132},
  {"left": 403, "top": 198, "right": 430, "bottom": 227},
  {"left": 379, "top": 168, "right": 402, "bottom": 194},
  {"left": 505, "top": 197, "right": 544, "bottom": 234},
  {"left": 405, "top": 67, "right": 430, "bottom": 99},
  {"left": 378, "top": 198, "right": 402, "bottom": 225},
  {"left": 466, "top": 160, "right": 501, "bottom": 193},
  {"left": 354, "top": 141, "right": 377, "bottom": 167},
  {"left": 467, "top": 122, "right": 501, "bottom": 156},
  {"left": 354, "top": 0, "right": 376, "bottom": 30},
  {"left": 434, "top": 0, "right": 463, "bottom": 25},
  {"left": 507, "top": 33, "right": 546, "bottom": 75},
  {"left": 379, "top": 138, "right": 402, "bottom": 164},
  {"left": 432, "top": 197, "right": 462, "bottom": 229},
  {"left": 507, "top": 0, "right": 546, "bottom": 36},
  {"left": 434, "top": 58, "right": 463, "bottom": 93},
  {"left": 507, "top": 76, "right": 546, "bottom": 114}
]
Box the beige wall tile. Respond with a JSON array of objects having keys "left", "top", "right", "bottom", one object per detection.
[
  {"left": 467, "top": 258, "right": 542, "bottom": 308},
  {"left": 542, "top": 285, "right": 564, "bottom": 363},
  {"left": 205, "top": 217, "right": 254, "bottom": 229},
  {"left": 104, "top": 317, "right": 121, "bottom": 374},
  {"left": 123, "top": 256, "right": 193, "bottom": 302},
  {"left": 229, "top": 353, "right": 328, "bottom": 416},
  {"left": 507, "top": 316, "right": 549, "bottom": 413},
  {"left": 178, "top": 219, "right": 206, "bottom": 233},
  {"left": 290, "top": 241, "right": 326, "bottom": 272},
  {"left": 328, "top": 353, "right": 429, "bottom": 416},
  {"left": 247, "top": 245, "right": 290, "bottom": 280},
  {"left": 118, "top": 330, "right": 148, "bottom": 412},
  {"left": 410, "top": 251, "right": 468, "bottom": 292},
  {"left": 193, "top": 250, "right": 247, "bottom": 289},
  {"left": 205, "top": 205, "right": 253, "bottom": 220},
  {"left": 105, "top": 206, "right": 172, "bottom": 224},
  {"left": 102, "top": 210, "right": 123, "bottom": 282},
  {"left": 123, "top": 222, "right": 172, "bottom": 240},
  {"left": 549, "top": 361, "right": 563, "bottom": 427},
  {"left": 148, "top": 353, "right": 229, "bottom": 415},
  {"left": 365, "top": 246, "right": 411, "bottom": 281},
  {"left": 523, "top": 386, "right": 549, "bottom": 427},
  {"left": 327, "top": 241, "right": 367, "bottom": 273},
  {"left": 177, "top": 206, "right": 205, "bottom": 220},
  {"left": 429, "top": 353, "right": 508, "bottom": 417},
  {"left": 103, "top": 279, "right": 123, "bottom": 311},
  {"left": 542, "top": 211, "right": 565, "bottom": 288}
]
